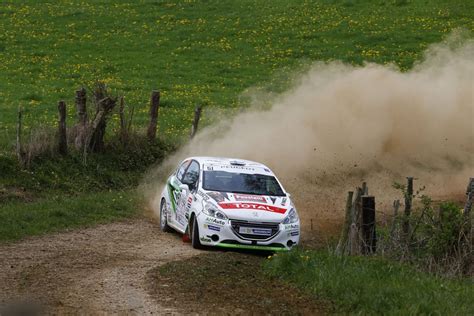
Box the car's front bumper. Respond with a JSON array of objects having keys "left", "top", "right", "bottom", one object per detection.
[{"left": 196, "top": 212, "right": 300, "bottom": 251}]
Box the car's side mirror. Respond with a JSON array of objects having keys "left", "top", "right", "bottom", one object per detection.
[
  {"left": 286, "top": 193, "right": 291, "bottom": 198},
  {"left": 179, "top": 184, "right": 189, "bottom": 191}
]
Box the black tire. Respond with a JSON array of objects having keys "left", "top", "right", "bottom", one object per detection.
[
  {"left": 160, "top": 199, "right": 171, "bottom": 232},
  {"left": 190, "top": 215, "right": 203, "bottom": 249}
]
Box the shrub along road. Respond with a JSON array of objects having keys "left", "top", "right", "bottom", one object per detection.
[{"left": 0, "top": 217, "right": 325, "bottom": 315}]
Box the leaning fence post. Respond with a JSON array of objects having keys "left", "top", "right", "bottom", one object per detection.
[
  {"left": 464, "top": 178, "right": 474, "bottom": 218},
  {"left": 190, "top": 105, "right": 202, "bottom": 139},
  {"left": 464, "top": 178, "right": 474, "bottom": 251},
  {"left": 336, "top": 191, "right": 354, "bottom": 255},
  {"left": 75, "top": 88, "right": 87, "bottom": 150},
  {"left": 76, "top": 87, "right": 87, "bottom": 125},
  {"left": 349, "top": 187, "right": 363, "bottom": 255},
  {"left": 58, "top": 100, "right": 67, "bottom": 155},
  {"left": 147, "top": 90, "right": 160, "bottom": 142},
  {"left": 402, "top": 177, "right": 413, "bottom": 240},
  {"left": 118, "top": 96, "right": 128, "bottom": 144},
  {"left": 16, "top": 106, "right": 24, "bottom": 164},
  {"left": 361, "top": 196, "right": 376, "bottom": 254}
]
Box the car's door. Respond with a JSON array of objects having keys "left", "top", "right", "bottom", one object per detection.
[
  {"left": 177, "top": 160, "right": 200, "bottom": 228},
  {"left": 168, "top": 159, "right": 190, "bottom": 228}
]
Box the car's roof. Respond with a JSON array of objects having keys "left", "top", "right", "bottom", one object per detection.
[{"left": 185, "top": 156, "right": 272, "bottom": 172}]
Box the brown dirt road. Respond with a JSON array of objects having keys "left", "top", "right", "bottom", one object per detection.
[
  {"left": 0, "top": 217, "right": 326, "bottom": 315},
  {"left": 0, "top": 218, "right": 200, "bottom": 315}
]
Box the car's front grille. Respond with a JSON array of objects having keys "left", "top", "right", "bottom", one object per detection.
[{"left": 230, "top": 219, "right": 280, "bottom": 241}]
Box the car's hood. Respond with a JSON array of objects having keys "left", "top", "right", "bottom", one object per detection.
[{"left": 201, "top": 190, "right": 291, "bottom": 222}]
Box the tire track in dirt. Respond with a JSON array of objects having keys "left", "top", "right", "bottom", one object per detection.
[{"left": 0, "top": 218, "right": 200, "bottom": 314}]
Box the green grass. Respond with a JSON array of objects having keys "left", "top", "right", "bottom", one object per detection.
[
  {"left": 0, "top": 138, "right": 170, "bottom": 241},
  {"left": 0, "top": 190, "right": 140, "bottom": 241},
  {"left": 264, "top": 249, "right": 474, "bottom": 315},
  {"left": 1, "top": 0, "right": 473, "bottom": 148},
  {"left": 1, "top": 0, "right": 473, "bottom": 241}
]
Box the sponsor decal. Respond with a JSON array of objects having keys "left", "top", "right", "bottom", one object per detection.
[
  {"left": 186, "top": 196, "right": 192, "bottom": 209},
  {"left": 234, "top": 194, "right": 266, "bottom": 202},
  {"left": 177, "top": 214, "right": 186, "bottom": 225},
  {"left": 269, "top": 197, "right": 277, "bottom": 204},
  {"left": 218, "top": 202, "right": 286, "bottom": 214},
  {"left": 239, "top": 227, "right": 272, "bottom": 236},
  {"left": 205, "top": 217, "right": 226, "bottom": 226},
  {"left": 200, "top": 237, "right": 212, "bottom": 242},
  {"left": 290, "top": 231, "right": 299, "bottom": 236},
  {"left": 263, "top": 168, "right": 270, "bottom": 172},
  {"left": 216, "top": 165, "right": 256, "bottom": 171},
  {"left": 281, "top": 197, "right": 287, "bottom": 206},
  {"left": 207, "top": 191, "right": 230, "bottom": 203},
  {"left": 284, "top": 224, "right": 299, "bottom": 230},
  {"left": 204, "top": 224, "right": 221, "bottom": 232},
  {"left": 196, "top": 190, "right": 210, "bottom": 201}
]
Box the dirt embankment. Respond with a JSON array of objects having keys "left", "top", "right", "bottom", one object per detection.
[{"left": 0, "top": 218, "right": 327, "bottom": 315}]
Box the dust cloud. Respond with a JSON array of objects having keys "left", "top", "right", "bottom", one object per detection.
[{"left": 143, "top": 34, "right": 474, "bottom": 232}]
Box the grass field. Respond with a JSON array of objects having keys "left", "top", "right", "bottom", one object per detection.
[
  {"left": 264, "top": 249, "right": 474, "bottom": 314},
  {"left": 1, "top": 0, "right": 473, "bottom": 149},
  {"left": 0, "top": 0, "right": 473, "bottom": 240}
]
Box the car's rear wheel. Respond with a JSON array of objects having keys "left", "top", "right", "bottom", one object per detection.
[
  {"left": 160, "top": 199, "right": 171, "bottom": 232},
  {"left": 190, "top": 215, "right": 203, "bottom": 249}
]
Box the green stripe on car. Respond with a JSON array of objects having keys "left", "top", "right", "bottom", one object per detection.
[{"left": 215, "top": 243, "right": 288, "bottom": 252}]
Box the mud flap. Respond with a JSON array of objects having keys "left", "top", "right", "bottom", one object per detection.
[{"left": 182, "top": 227, "right": 191, "bottom": 243}]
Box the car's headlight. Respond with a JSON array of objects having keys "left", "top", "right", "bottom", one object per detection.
[
  {"left": 282, "top": 208, "right": 299, "bottom": 224},
  {"left": 202, "top": 203, "right": 228, "bottom": 220}
]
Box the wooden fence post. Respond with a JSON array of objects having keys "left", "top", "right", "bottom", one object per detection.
[
  {"left": 389, "top": 199, "right": 401, "bottom": 239},
  {"left": 75, "top": 88, "right": 87, "bottom": 150},
  {"left": 464, "top": 178, "right": 474, "bottom": 252},
  {"left": 464, "top": 178, "right": 474, "bottom": 218},
  {"left": 336, "top": 191, "right": 354, "bottom": 254},
  {"left": 76, "top": 88, "right": 87, "bottom": 125},
  {"left": 147, "top": 90, "right": 160, "bottom": 141},
  {"left": 118, "top": 96, "right": 128, "bottom": 144},
  {"left": 58, "top": 101, "right": 67, "bottom": 155},
  {"left": 82, "top": 97, "right": 115, "bottom": 162},
  {"left": 402, "top": 177, "right": 413, "bottom": 239},
  {"left": 16, "top": 106, "right": 24, "bottom": 164},
  {"left": 349, "top": 187, "right": 363, "bottom": 255},
  {"left": 361, "top": 196, "right": 376, "bottom": 254},
  {"left": 190, "top": 105, "right": 202, "bottom": 139}
]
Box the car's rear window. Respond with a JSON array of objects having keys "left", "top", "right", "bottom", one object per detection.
[{"left": 202, "top": 170, "right": 285, "bottom": 196}]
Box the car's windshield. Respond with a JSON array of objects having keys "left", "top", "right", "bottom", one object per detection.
[{"left": 202, "top": 170, "right": 285, "bottom": 196}]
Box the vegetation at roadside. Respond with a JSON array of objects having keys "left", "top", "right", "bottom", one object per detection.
[
  {"left": 0, "top": 138, "right": 171, "bottom": 241},
  {"left": 1, "top": 0, "right": 473, "bottom": 241},
  {"left": 1, "top": 0, "right": 473, "bottom": 148},
  {"left": 264, "top": 248, "right": 474, "bottom": 315},
  {"left": 151, "top": 251, "right": 325, "bottom": 314},
  {"left": 0, "top": 190, "right": 140, "bottom": 241}
]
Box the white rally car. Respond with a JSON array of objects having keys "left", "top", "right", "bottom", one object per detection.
[{"left": 159, "top": 157, "right": 300, "bottom": 251}]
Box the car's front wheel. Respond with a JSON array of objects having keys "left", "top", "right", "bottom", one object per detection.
[
  {"left": 160, "top": 199, "right": 171, "bottom": 232},
  {"left": 190, "top": 215, "right": 203, "bottom": 249}
]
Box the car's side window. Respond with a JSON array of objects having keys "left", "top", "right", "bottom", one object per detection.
[
  {"left": 182, "top": 160, "right": 200, "bottom": 190},
  {"left": 176, "top": 160, "right": 191, "bottom": 182}
]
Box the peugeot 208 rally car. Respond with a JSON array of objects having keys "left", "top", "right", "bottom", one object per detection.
[{"left": 159, "top": 157, "right": 300, "bottom": 251}]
